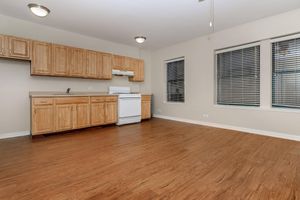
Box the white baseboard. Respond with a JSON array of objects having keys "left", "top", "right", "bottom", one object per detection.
[
  {"left": 0, "top": 131, "right": 30, "bottom": 140},
  {"left": 153, "top": 114, "right": 300, "bottom": 142}
]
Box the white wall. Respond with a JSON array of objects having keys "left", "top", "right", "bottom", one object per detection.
[
  {"left": 151, "top": 8, "right": 300, "bottom": 137},
  {"left": 0, "top": 14, "right": 151, "bottom": 135}
]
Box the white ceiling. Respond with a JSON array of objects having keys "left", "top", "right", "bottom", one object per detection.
[{"left": 0, "top": 0, "right": 300, "bottom": 49}]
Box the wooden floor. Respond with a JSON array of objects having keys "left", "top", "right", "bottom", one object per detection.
[{"left": 0, "top": 118, "right": 300, "bottom": 200}]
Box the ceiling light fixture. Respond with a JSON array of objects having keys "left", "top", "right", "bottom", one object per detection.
[
  {"left": 135, "top": 36, "right": 146, "bottom": 44},
  {"left": 28, "top": 3, "right": 50, "bottom": 17}
]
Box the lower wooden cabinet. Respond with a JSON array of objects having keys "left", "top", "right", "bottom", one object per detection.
[
  {"left": 141, "top": 95, "right": 152, "bottom": 120},
  {"left": 91, "top": 102, "right": 106, "bottom": 126},
  {"left": 31, "top": 95, "right": 118, "bottom": 136},
  {"left": 105, "top": 101, "right": 118, "bottom": 124},
  {"left": 55, "top": 104, "right": 73, "bottom": 131},
  {"left": 76, "top": 103, "right": 90, "bottom": 128},
  {"left": 32, "top": 105, "right": 54, "bottom": 135},
  {"left": 90, "top": 96, "right": 117, "bottom": 126}
]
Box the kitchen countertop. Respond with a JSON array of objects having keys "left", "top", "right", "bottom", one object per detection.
[
  {"left": 29, "top": 91, "right": 117, "bottom": 97},
  {"left": 30, "top": 91, "right": 152, "bottom": 97}
]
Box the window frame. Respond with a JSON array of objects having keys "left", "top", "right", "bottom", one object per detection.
[
  {"left": 164, "top": 57, "right": 186, "bottom": 104},
  {"left": 271, "top": 33, "right": 300, "bottom": 109},
  {"left": 214, "top": 42, "right": 261, "bottom": 107}
]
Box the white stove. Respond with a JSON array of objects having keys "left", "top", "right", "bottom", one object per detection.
[{"left": 109, "top": 87, "right": 141, "bottom": 125}]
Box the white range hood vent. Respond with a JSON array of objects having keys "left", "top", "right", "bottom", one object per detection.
[{"left": 112, "top": 69, "right": 134, "bottom": 77}]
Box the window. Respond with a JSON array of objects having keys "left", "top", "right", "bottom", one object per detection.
[
  {"left": 166, "top": 58, "right": 185, "bottom": 103},
  {"left": 216, "top": 45, "right": 260, "bottom": 106},
  {"left": 272, "top": 37, "right": 300, "bottom": 108}
]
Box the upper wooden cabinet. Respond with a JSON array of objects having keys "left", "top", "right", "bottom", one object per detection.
[
  {"left": 8, "top": 36, "right": 31, "bottom": 60},
  {"left": 129, "top": 59, "right": 144, "bottom": 82},
  {"left": 31, "top": 41, "right": 52, "bottom": 75},
  {"left": 0, "top": 35, "right": 6, "bottom": 57},
  {"left": 68, "top": 48, "right": 86, "bottom": 77},
  {"left": 52, "top": 44, "right": 69, "bottom": 76},
  {"left": 101, "top": 53, "right": 112, "bottom": 80},
  {"left": 112, "top": 54, "right": 126, "bottom": 70},
  {"left": 86, "top": 51, "right": 112, "bottom": 80},
  {"left": 0, "top": 33, "right": 144, "bottom": 81},
  {"left": 113, "top": 55, "right": 145, "bottom": 82},
  {"left": 0, "top": 34, "right": 31, "bottom": 60},
  {"left": 86, "top": 50, "right": 101, "bottom": 79},
  {"left": 125, "top": 57, "right": 138, "bottom": 71}
]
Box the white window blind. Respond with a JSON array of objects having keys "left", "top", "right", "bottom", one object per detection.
[
  {"left": 166, "top": 59, "right": 185, "bottom": 102},
  {"left": 217, "top": 45, "right": 260, "bottom": 106},
  {"left": 272, "top": 37, "right": 300, "bottom": 108}
]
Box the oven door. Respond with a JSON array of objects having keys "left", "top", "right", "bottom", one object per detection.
[{"left": 118, "top": 97, "right": 141, "bottom": 118}]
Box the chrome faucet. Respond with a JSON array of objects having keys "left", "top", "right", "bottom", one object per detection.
[{"left": 66, "top": 88, "right": 71, "bottom": 94}]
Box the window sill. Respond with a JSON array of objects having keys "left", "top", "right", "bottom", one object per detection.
[
  {"left": 214, "top": 104, "right": 300, "bottom": 114},
  {"left": 163, "top": 101, "right": 185, "bottom": 105}
]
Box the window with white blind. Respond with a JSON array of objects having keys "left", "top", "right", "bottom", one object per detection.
[
  {"left": 272, "top": 37, "right": 300, "bottom": 108},
  {"left": 166, "top": 58, "right": 185, "bottom": 103},
  {"left": 216, "top": 45, "right": 260, "bottom": 106}
]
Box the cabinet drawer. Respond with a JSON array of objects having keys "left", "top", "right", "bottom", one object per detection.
[
  {"left": 142, "top": 95, "right": 151, "bottom": 101},
  {"left": 105, "top": 96, "right": 118, "bottom": 102},
  {"left": 32, "top": 98, "right": 54, "bottom": 106},
  {"left": 55, "top": 97, "right": 90, "bottom": 104},
  {"left": 91, "top": 96, "right": 106, "bottom": 103}
]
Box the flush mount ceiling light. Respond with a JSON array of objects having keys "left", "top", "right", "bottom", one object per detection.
[
  {"left": 135, "top": 36, "right": 146, "bottom": 44},
  {"left": 28, "top": 3, "right": 50, "bottom": 17}
]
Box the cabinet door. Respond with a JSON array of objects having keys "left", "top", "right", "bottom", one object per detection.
[
  {"left": 55, "top": 104, "right": 73, "bottom": 131},
  {"left": 105, "top": 102, "right": 117, "bottom": 124},
  {"left": 86, "top": 50, "right": 101, "bottom": 78},
  {"left": 32, "top": 105, "right": 54, "bottom": 135},
  {"left": 76, "top": 103, "right": 90, "bottom": 128},
  {"left": 129, "top": 59, "right": 144, "bottom": 82},
  {"left": 112, "top": 54, "right": 125, "bottom": 70},
  {"left": 52, "top": 44, "right": 69, "bottom": 76},
  {"left": 0, "top": 35, "right": 6, "bottom": 57},
  {"left": 125, "top": 57, "right": 138, "bottom": 71},
  {"left": 8, "top": 36, "right": 31, "bottom": 60},
  {"left": 68, "top": 48, "right": 86, "bottom": 77},
  {"left": 31, "top": 41, "right": 52, "bottom": 75},
  {"left": 101, "top": 53, "right": 112, "bottom": 79},
  {"left": 141, "top": 101, "right": 151, "bottom": 119},
  {"left": 138, "top": 60, "right": 145, "bottom": 81},
  {"left": 91, "top": 102, "right": 105, "bottom": 126}
]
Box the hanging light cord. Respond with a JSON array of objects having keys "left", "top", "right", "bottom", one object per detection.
[{"left": 210, "top": 0, "right": 215, "bottom": 32}]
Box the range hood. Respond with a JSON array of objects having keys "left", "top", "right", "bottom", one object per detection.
[{"left": 112, "top": 69, "right": 134, "bottom": 77}]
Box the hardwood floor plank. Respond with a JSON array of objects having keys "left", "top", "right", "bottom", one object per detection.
[{"left": 0, "top": 118, "right": 300, "bottom": 200}]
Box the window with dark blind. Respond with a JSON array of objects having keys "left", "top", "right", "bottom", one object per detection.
[
  {"left": 166, "top": 59, "right": 185, "bottom": 102},
  {"left": 217, "top": 46, "right": 260, "bottom": 106},
  {"left": 272, "top": 37, "right": 300, "bottom": 108}
]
